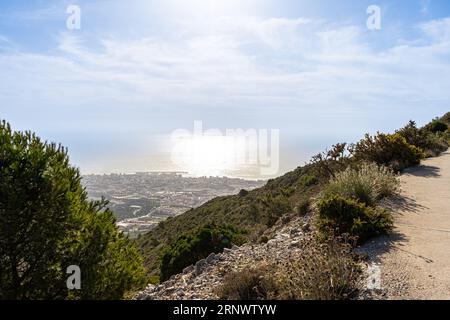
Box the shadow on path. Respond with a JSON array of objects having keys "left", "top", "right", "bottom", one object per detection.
[
  {"left": 358, "top": 193, "right": 431, "bottom": 262},
  {"left": 403, "top": 165, "right": 441, "bottom": 178},
  {"left": 381, "top": 194, "right": 429, "bottom": 214},
  {"left": 356, "top": 232, "right": 407, "bottom": 263}
]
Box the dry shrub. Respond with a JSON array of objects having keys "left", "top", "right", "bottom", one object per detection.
[
  {"left": 272, "top": 235, "right": 360, "bottom": 300},
  {"left": 319, "top": 162, "right": 399, "bottom": 207},
  {"left": 216, "top": 266, "right": 276, "bottom": 300},
  {"left": 216, "top": 235, "right": 360, "bottom": 301}
]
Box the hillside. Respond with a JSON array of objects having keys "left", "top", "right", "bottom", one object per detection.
[
  {"left": 136, "top": 112, "right": 450, "bottom": 284},
  {"left": 138, "top": 149, "right": 450, "bottom": 300},
  {"left": 135, "top": 214, "right": 312, "bottom": 299},
  {"left": 136, "top": 163, "right": 324, "bottom": 281}
]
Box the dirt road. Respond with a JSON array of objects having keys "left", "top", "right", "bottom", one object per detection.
[{"left": 362, "top": 151, "right": 450, "bottom": 299}]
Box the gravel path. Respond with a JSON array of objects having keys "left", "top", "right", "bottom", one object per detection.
[{"left": 360, "top": 151, "right": 450, "bottom": 299}]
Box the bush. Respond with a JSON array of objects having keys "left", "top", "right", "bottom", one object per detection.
[
  {"left": 238, "top": 189, "right": 249, "bottom": 197},
  {"left": 160, "top": 224, "right": 245, "bottom": 281},
  {"left": 259, "top": 194, "right": 291, "bottom": 227},
  {"left": 317, "top": 196, "right": 393, "bottom": 244},
  {"left": 421, "top": 133, "right": 449, "bottom": 157},
  {"left": 320, "top": 163, "right": 399, "bottom": 206},
  {"left": 351, "top": 132, "right": 423, "bottom": 172},
  {"left": 426, "top": 120, "right": 448, "bottom": 134},
  {"left": 0, "top": 121, "right": 147, "bottom": 300},
  {"left": 396, "top": 121, "right": 448, "bottom": 157},
  {"left": 273, "top": 235, "right": 360, "bottom": 300},
  {"left": 296, "top": 198, "right": 311, "bottom": 216},
  {"left": 441, "top": 112, "right": 450, "bottom": 124},
  {"left": 216, "top": 266, "right": 275, "bottom": 300},
  {"left": 396, "top": 121, "right": 429, "bottom": 151},
  {"left": 310, "top": 143, "right": 350, "bottom": 178},
  {"left": 298, "top": 173, "right": 318, "bottom": 188}
]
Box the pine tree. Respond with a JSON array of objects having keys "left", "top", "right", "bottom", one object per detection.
[{"left": 0, "top": 120, "right": 147, "bottom": 299}]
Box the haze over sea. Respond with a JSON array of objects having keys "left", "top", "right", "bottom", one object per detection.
[{"left": 1, "top": 0, "right": 450, "bottom": 178}]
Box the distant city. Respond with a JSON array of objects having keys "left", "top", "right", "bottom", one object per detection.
[{"left": 82, "top": 172, "right": 265, "bottom": 237}]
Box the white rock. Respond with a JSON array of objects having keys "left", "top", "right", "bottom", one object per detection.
[
  {"left": 223, "top": 248, "right": 234, "bottom": 254},
  {"left": 289, "top": 240, "right": 301, "bottom": 248}
]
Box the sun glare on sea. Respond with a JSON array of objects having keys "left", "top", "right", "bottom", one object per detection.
[{"left": 171, "top": 135, "right": 240, "bottom": 177}]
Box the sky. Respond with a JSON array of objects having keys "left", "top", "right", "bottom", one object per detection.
[{"left": 1, "top": 0, "right": 450, "bottom": 178}]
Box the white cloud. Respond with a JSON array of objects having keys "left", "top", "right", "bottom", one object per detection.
[
  {"left": 1, "top": 16, "right": 450, "bottom": 116},
  {"left": 2, "top": 14, "right": 450, "bottom": 175},
  {"left": 419, "top": 17, "right": 450, "bottom": 42}
]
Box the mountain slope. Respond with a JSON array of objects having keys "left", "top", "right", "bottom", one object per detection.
[
  {"left": 136, "top": 163, "right": 324, "bottom": 281},
  {"left": 135, "top": 215, "right": 311, "bottom": 300},
  {"left": 136, "top": 112, "right": 450, "bottom": 282}
]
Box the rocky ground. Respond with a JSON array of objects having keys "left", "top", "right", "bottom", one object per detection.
[{"left": 134, "top": 216, "right": 312, "bottom": 300}]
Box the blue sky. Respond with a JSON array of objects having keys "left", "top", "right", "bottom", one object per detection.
[{"left": 1, "top": 0, "right": 450, "bottom": 177}]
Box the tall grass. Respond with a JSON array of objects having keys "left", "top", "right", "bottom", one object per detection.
[
  {"left": 273, "top": 235, "right": 360, "bottom": 300},
  {"left": 319, "top": 162, "right": 399, "bottom": 207}
]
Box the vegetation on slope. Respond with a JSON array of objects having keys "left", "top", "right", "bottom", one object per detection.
[
  {"left": 160, "top": 224, "right": 246, "bottom": 281},
  {"left": 213, "top": 113, "right": 448, "bottom": 301},
  {"left": 318, "top": 162, "right": 400, "bottom": 207},
  {"left": 315, "top": 163, "right": 399, "bottom": 244},
  {"left": 0, "top": 111, "right": 448, "bottom": 299},
  {"left": 137, "top": 164, "right": 322, "bottom": 282},
  {"left": 137, "top": 112, "right": 450, "bottom": 284}
]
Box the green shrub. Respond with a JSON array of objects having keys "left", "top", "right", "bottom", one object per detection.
[
  {"left": 298, "top": 173, "right": 318, "bottom": 188},
  {"left": 396, "top": 121, "right": 429, "bottom": 150},
  {"left": 259, "top": 194, "right": 291, "bottom": 227},
  {"left": 441, "top": 112, "right": 450, "bottom": 124},
  {"left": 0, "top": 121, "right": 147, "bottom": 300},
  {"left": 160, "top": 224, "right": 245, "bottom": 281},
  {"left": 351, "top": 132, "right": 423, "bottom": 172},
  {"left": 317, "top": 196, "right": 393, "bottom": 244},
  {"left": 421, "top": 133, "right": 449, "bottom": 157},
  {"left": 396, "top": 120, "right": 448, "bottom": 157},
  {"left": 297, "top": 198, "right": 311, "bottom": 216},
  {"left": 238, "top": 189, "right": 249, "bottom": 197},
  {"left": 426, "top": 119, "right": 448, "bottom": 134},
  {"left": 320, "top": 163, "right": 399, "bottom": 206}
]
